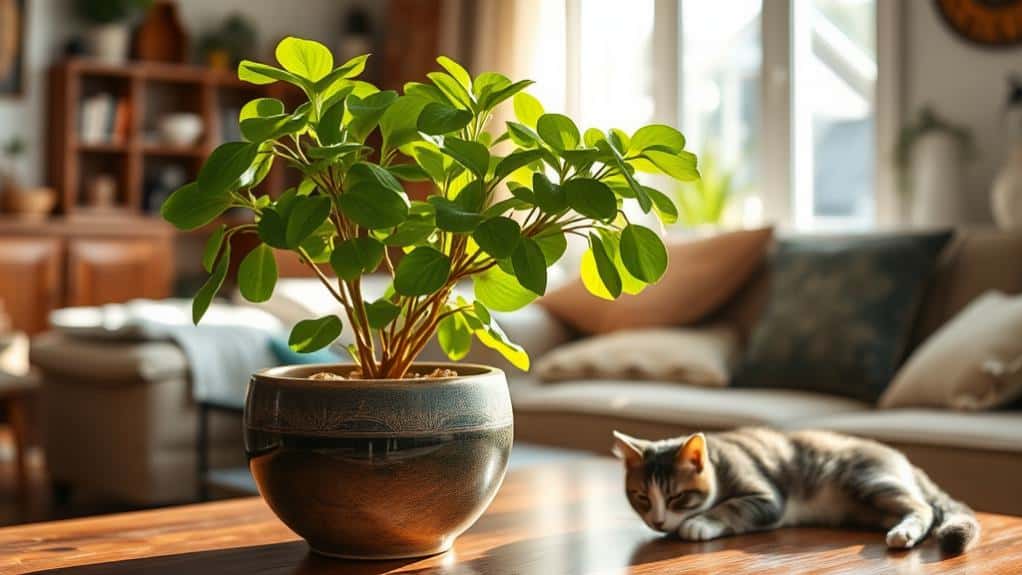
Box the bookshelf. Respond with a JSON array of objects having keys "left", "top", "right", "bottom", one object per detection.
[{"left": 47, "top": 58, "right": 281, "bottom": 218}]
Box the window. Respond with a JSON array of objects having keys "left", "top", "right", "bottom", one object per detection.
[{"left": 524, "top": 0, "right": 884, "bottom": 230}]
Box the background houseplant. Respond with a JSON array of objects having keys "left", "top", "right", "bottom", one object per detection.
[
  {"left": 75, "top": 0, "right": 152, "bottom": 63},
  {"left": 161, "top": 37, "right": 698, "bottom": 558}
]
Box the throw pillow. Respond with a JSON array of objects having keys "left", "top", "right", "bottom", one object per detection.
[
  {"left": 539, "top": 227, "right": 773, "bottom": 334},
  {"left": 879, "top": 291, "right": 1022, "bottom": 410},
  {"left": 535, "top": 325, "right": 739, "bottom": 386},
  {"left": 733, "top": 231, "right": 952, "bottom": 402}
]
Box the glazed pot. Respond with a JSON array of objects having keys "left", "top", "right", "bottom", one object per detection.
[{"left": 245, "top": 363, "right": 513, "bottom": 559}]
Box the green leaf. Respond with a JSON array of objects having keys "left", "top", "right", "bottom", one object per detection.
[
  {"left": 275, "top": 36, "right": 333, "bottom": 82},
  {"left": 589, "top": 233, "right": 622, "bottom": 298},
  {"left": 642, "top": 149, "right": 700, "bottom": 181},
  {"left": 437, "top": 312, "right": 473, "bottom": 361},
  {"left": 473, "top": 265, "right": 537, "bottom": 312},
  {"left": 202, "top": 225, "right": 226, "bottom": 273},
  {"left": 314, "top": 54, "right": 369, "bottom": 93},
  {"left": 513, "top": 92, "right": 544, "bottom": 128},
  {"left": 257, "top": 208, "right": 287, "bottom": 248},
  {"left": 317, "top": 94, "right": 350, "bottom": 146},
  {"left": 429, "top": 196, "right": 482, "bottom": 232},
  {"left": 417, "top": 102, "right": 473, "bottom": 135},
  {"left": 472, "top": 217, "right": 521, "bottom": 259},
  {"left": 198, "top": 142, "right": 259, "bottom": 194},
  {"left": 239, "top": 98, "right": 285, "bottom": 122},
  {"left": 289, "top": 315, "right": 343, "bottom": 353},
  {"left": 427, "top": 71, "right": 473, "bottom": 109},
  {"left": 473, "top": 72, "right": 511, "bottom": 100},
  {"left": 285, "top": 196, "right": 331, "bottom": 248},
  {"left": 346, "top": 91, "right": 399, "bottom": 142},
  {"left": 474, "top": 316, "right": 529, "bottom": 371},
  {"left": 346, "top": 161, "right": 405, "bottom": 194},
  {"left": 394, "top": 246, "right": 451, "bottom": 296},
  {"left": 563, "top": 178, "right": 617, "bottom": 221},
  {"left": 339, "top": 183, "right": 410, "bottom": 229},
  {"left": 645, "top": 187, "right": 679, "bottom": 225},
  {"left": 597, "top": 139, "right": 653, "bottom": 213},
  {"left": 441, "top": 137, "right": 489, "bottom": 177},
  {"left": 506, "top": 121, "right": 540, "bottom": 147},
  {"left": 239, "top": 143, "right": 274, "bottom": 189},
  {"left": 160, "top": 182, "right": 232, "bottom": 231},
  {"left": 380, "top": 201, "right": 435, "bottom": 246},
  {"left": 584, "top": 127, "right": 606, "bottom": 147},
  {"left": 364, "top": 299, "right": 401, "bottom": 329},
  {"left": 330, "top": 236, "right": 385, "bottom": 281},
  {"left": 629, "top": 124, "right": 686, "bottom": 153},
  {"left": 301, "top": 234, "right": 331, "bottom": 264},
  {"left": 532, "top": 172, "right": 566, "bottom": 213},
  {"left": 387, "top": 163, "right": 430, "bottom": 182},
  {"left": 511, "top": 237, "right": 547, "bottom": 295},
  {"left": 619, "top": 224, "right": 668, "bottom": 283},
  {"left": 536, "top": 113, "right": 580, "bottom": 151},
  {"left": 238, "top": 60, "right": 303, "bottom": 86},
  {"left": 494, "top": 149, "right": 543, "bottom": 181},
  {"left": 482, "top": 79, "right": 534, "bottom": 111},
  {"left": 436, "top": 56, "right": 472, "bottom": 90},
  {"left": 535, "top": 231, "right": 567, "bottom": 265},
  {"left": 192, "top": 242, "right": 231, "bottom": 324},
  {"left": 238, "top": 244, "right": 278, "bottom": 303},
  {"left": 403, "top": 81, "right": 448, "bottom": 104},
  {"left": 240, "top": 111, "right": 307, "bottom": 143},
  {"left": 380, "top": 95, "right": 431, "bottom": 157},
  {"left": 307, "top": 142, "right": 365, "bottom": 161}
]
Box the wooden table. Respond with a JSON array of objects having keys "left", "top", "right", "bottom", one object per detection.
[{"left": 1, "top": 458, "right": 1020, "bottom": 574}]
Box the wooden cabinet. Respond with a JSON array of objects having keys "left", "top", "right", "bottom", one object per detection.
[
  {"left": 0, "top": 217, "right": 175, "bottom": 334},
  {"left": 0, "top": 238, "right": 62, "bottom": 334},
  {"left": 67, "top": 238, "right": 172, "bottom": 306}
]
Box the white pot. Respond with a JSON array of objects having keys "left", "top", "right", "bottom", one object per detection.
[
  {"left": 88, "top": 24, "right": 131, "bottom": 64},
  {"left": 159, "top": 113, "right": 204, "bottom": 147},
  {"left": 991, "top": 147, "right": 1022, "bottom": 229},
  {"left": 910, "top": 132, "right": 962, "bottom": 228}
]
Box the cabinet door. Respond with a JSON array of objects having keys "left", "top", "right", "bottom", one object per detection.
[
  {"left": 67, "top": 238, "right": 173, "bottom": 306},
  {"left": 0, "top": 237, "right": 62, "bottom": 334}
]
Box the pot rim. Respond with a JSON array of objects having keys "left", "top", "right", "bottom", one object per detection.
[{"left": 253, "top": 362, "right": 504, "bottom": 389}]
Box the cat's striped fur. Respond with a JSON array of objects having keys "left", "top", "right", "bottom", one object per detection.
[{"left": 613, "top": 427, "right": 979, "bottom": 554}]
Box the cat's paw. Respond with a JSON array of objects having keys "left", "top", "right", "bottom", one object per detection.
[
  {"left": 886, "top": 521, "right": 925, "bottom": 549},
  {"left": 678, "top": 516, "right": 726, "bottom": 541}
]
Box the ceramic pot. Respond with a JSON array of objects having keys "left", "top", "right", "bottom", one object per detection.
[
  {"left": 245, "top": 363, "right": 513, "bottom": 559},
  {"left": 4, "top": 187, "right": 55, "bottom": 220},
  {"left": 88, "top": 24, "right": 131, "bottom": 64},
  {"left": 159, "top": 113, "right": 203, "bottom": 147},
  {"left": 991, "top": 146, "right": 1022, "bottom": 229}
]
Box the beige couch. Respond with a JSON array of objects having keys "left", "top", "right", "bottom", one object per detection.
[
  {"left": 509, "top": 229, "right": 1022, "bottom": 516},
  {"left": 31, "top": 229, "right": 1022, "bottom": 515}
]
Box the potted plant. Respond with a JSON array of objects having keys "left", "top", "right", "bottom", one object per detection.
[
  {"left": 75, "top": 0, "right": 152, "bottom": 63},
  {"left": 161, "top": 37, "right": 698, "bottom": 559}
]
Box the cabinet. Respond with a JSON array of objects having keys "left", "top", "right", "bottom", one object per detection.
[
  {"left": 0, "top": 217, "right": 174, "bottom": 334},
  {"left": 0, "top": 238, "right": 62, "bottom": 334}
]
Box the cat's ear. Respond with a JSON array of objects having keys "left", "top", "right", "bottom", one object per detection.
[
  {"left": 677, "top": 433, "right": 707, "bottom": 473},
  {"left": 612, "top": 430, "right": 645, "bottom": 468}
]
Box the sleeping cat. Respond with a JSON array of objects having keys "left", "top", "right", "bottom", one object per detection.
[{"left": 612, "top": 428, "right": 979, "bottom": 554}]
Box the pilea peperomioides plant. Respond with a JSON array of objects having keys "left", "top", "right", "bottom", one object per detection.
[{"left": 162, "top": 37, "right": 699, "bottom": 380}]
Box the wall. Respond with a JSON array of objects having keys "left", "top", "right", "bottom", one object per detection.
[
  {"left": 0, "top": 0, "right": 364, "bottom": 187},
  {"left": 904, "top": 1, "right": 1022, "bottom": 223}
]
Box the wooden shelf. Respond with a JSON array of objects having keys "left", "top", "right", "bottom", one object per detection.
[
  {"left": 141, "top": 144, "right": 208, "bottom": 158},
  {"left": 76, "top": 141, "right": 130, "bottom": 154}
]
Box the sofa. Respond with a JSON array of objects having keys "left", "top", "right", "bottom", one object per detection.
[{"left": 30, "top": 228, "right": 1022, "bottom": 514}]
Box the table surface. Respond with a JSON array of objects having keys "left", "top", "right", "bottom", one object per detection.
[{"left": 1, "top": 458, "right": 1020, "bottom": 575}]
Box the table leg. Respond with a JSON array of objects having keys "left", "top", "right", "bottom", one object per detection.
[{"left": 7, "top": 396, "right": 29, "bottom": 495}]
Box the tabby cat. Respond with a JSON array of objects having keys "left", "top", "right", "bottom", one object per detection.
[{"left": 613, "top": 428, "right": 979, "bottom": 554}]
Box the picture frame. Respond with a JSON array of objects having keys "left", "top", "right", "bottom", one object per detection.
[{"left": 0, "top": 0, "right": 26, "bottom": 97}]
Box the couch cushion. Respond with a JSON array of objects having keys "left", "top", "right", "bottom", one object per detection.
[
  {"left": 539, "top": 227, "right": 773, "bottom": 334},
  {"left": 30, "top": 332, "right": 188, "bottom": 386},
  {"left": 733, "top": 231, "right": 952, "bottom": 402},
  {"left": 512, "top": 379, "right": 868, "bottom": 430},
  {"left": 785, "top": 409, "right": 1022, "bottom": 453}
]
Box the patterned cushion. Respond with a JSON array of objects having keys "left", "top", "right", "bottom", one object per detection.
[{"left": 734, "top": 232, "right": 952, "bottom": 402}]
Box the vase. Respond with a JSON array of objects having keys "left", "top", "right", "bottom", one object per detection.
[
  {"left": 135, "top": 1, "right": 187, "bottom": 63},
  {"left": 245, "top": 363, "right": 513, "bottom": 559},
  {"left": 910, "top": 132, "right": 963, "bottom": 227},
  {"left": 991, "top": 146, "right": 1022, "bottom": 229},
  {"left": 88, "top": 23, "right": 131, "bottom": 64}
]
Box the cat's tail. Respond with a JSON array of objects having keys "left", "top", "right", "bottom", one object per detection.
[{"left": 915, "top": 467, "right": 980, "bottom": 554}]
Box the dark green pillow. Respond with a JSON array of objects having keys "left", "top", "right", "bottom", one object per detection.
[{"left": 733, "top": 232, "right": 952, "bottom": 402}]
